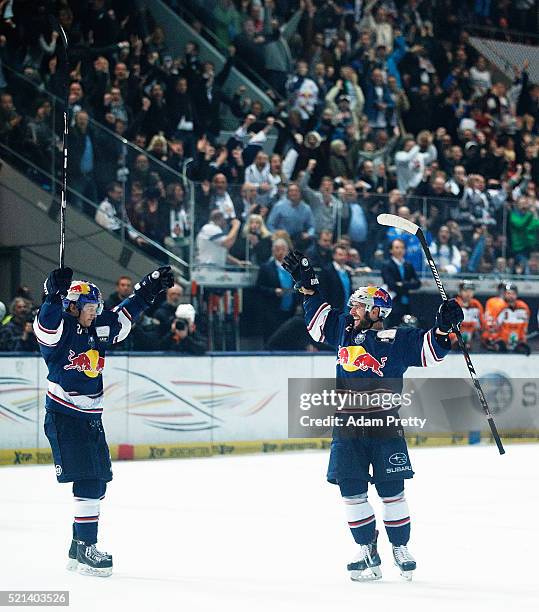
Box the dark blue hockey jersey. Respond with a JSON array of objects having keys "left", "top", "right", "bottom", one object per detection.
[
  {"left": 33, "top": 293, "right": 147, "bottom": 419},
  {"left": 304, "top": 293, "right": 449, "bottom": 398}
]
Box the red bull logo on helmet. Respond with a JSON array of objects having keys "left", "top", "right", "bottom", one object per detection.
[
  {"left": 69, "top": 282, "right": 91, "bottom": 295},
  {"left": 64, "top": 349, "right": 105, "bottom": 378},
  {"left": 338, "top": 345, "right": 387, "bottom": 377},
  {"left": 372, "top": 288, "right": 389, "bottom": 302}
]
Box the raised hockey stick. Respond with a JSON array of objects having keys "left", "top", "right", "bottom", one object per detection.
[
  {"left": 377, "top": 213, "right": 505, "bottom": 455},
  {"left": 50, "top": 16, "right": 69, "bottom": 268}
]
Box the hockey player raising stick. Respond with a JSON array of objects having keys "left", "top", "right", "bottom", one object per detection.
[
  {"left": 282, "top": 251, "right": 463, "bottom": 582},
  {"left": 34, "top": 266, "right": 174, "bottom": 577}
]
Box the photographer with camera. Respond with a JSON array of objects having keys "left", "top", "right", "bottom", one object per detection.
[
  {"left": 158, "top": 304, "right": 206, "bottom": 355},
  {"left": 0, "top": 297, "right": 37, "bottom": 352}
]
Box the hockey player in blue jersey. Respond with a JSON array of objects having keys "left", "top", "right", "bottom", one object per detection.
[
  {"left": 34, "top": 265, "right": 174, "bottom": 577},
  {"left": 282, "top": 251, "right": 463, "bottom": 582}
]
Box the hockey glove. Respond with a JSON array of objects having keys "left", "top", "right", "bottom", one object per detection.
[
  {"left": 436, "top": 299, "right": 464, "bottom": 333},
  {"left": 44, "top": 267, "right": 73, "bottom": 298},
  {"left": 134, "top": 266, "right": 175, "bottom": 305},
  {"left": 282, "top": 251, "right": 319, "bottom": 293}
]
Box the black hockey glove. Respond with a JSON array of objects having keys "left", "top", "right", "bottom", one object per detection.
[
  {"left": 282, "top": 251, "right": 319, "bottom": 293},
  {"left": 44, "top": 267, "right": 73, "bottom": 298},
  {"left": 134, "top": 266, "right": 175, "bottom": 305},
  {"left": 436, "top": 299, "right": 464, "bottom": 333}
]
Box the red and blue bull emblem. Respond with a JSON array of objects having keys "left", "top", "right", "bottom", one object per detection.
[
  {"left": 338, "top": 345, "right": 387, "bottom": 377},
  {"left": 64, "top": 349, "right": 105, "bottom": 378}
]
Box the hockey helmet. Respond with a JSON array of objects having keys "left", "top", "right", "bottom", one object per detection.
[
  {"left": 347, "top": 286, "right": 392, "bottom": 319},
  {"left": 62, "top": 280, "right": 104, "bottom": 315},
  {"left": 459, "top": 280, "right": 475, "bottom": 292}
]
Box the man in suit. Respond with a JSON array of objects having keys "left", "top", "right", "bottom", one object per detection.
[
  {"left": 256, "top": 238, "right": 299, "bottom": 342},
  {"left": 319, "top": 245, "right": 353, "bottom": 310},
  {"left": 381, "top": 238, "right": 421, "bottom": 327}
]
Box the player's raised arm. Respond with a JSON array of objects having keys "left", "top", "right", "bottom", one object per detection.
[
  {"left": 397, "top": 299, "right": 464, "bottom": 368},
  {"left": 282, "top": 250, "right": 340, "bottom": 347},
  {"left": 33, "top": 267, "right": 73, "bottom": 353},
  {"left": 102, "top": 266, "right": 175, "bottom": 344}
]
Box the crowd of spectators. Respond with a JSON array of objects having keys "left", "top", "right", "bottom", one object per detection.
[{"left": 0, "top": 0, "right": 538, "bottom": 347}]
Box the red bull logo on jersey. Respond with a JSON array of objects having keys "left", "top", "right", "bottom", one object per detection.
[
  {"left": 338, "top": 345, "right": 387, "bottom": 377},
  {"left": 64, "top": 349, "right": 105, "bottom": 378}
]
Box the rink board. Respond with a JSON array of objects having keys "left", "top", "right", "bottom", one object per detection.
[{"left": 0, "top": 352, "right": 538, "bottom": 466}]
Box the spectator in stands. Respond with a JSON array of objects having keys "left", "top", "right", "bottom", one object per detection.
[
  {"left": 325, "top": 67, "right": 365, "bottom": 122},
  {"left": 196, "top": 210, "right": 241, "bottom": 267},
  {"left": 299, "top": 159, "right": 347, "bottom": 234},
  {"left": 319, "top": 245, "right": 352, "bottom": 310},
  {"left": 267, "top": 182, "right": 315, "bottom": 247},
  {"left": 385, "top": 206, "right": 430, "bottom": 272},
  {"left": 262, "top": 0, "right": 303, "bottom": 96},
  {"left": 364, "top": 68, "right": 394, "bottom": 131},
  {"left": 287, "top": 60, "right": 319, "bottom": 122},
  {"left": 430, "top": 225, "right": 462, "bottom": 274},
  {"left": 234, "top": 18, "right": 266, "bottom": 77},
  {"left": 104, "top": 276, "right": 133, "bottom": 310},
  {"left": 135, "top": 187, "right": 169, "bottom": 258},
  {"left": 305, "top": 229, "right": 333, "bottom": 269},
  {"left": 0, "top": 92, "right": 23, "bottom": 147},
  {"left": 340, "top": 181, "right": 369, "bottom": 260},
  {"left": 509, "top": 196, "right": 539, "bottom": 272},
  {"left": 95, "top": 181, "right": 124, "bottom": 234},
  {"left": 158, "top": 303, "right": 206, "bottom": 354},
  {"left": 25, "top": 99, "right": 59, "bottom": 179},
  {"left": 0, "top": 297, "right": 30, "bottom": 351},
  {"left": 68, "top": 110, "right": 98, "bottom": 214},
  {"left": 245, "top": 151, "right": 273, "bottom": 204},
  {"left": 193, "top": 47, "right": 236, "bottom": 139},
  {"left": 395, "top": 136, "right": 425, "bottom": 193},
  {"left": 381, "top": 239, "right": 421, "bottom": 328},
  {"left": 256, "top": 238, "right": 298, "bottom": 342},
  {"left": 130, "top": 154, "right": 155, "bottom": 190},
  {"left": 329, "top": 139, "right": 352, "bottom": 180},
  {"left": 163, "top": 182, "right": 190, "bottom": 258},
  {"left": 231, "top": 213, "right": 273, "bottom": 265},
  {"left": 154, "top": 284, "right": 185, "bottom": 334}
]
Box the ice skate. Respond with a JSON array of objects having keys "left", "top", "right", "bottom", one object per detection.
[
  {"left": 347, "top": 530, "right": 382, "bottom": 582},
  {"left": 76, "top": 542, "right": 113, "bottom": 577},
  {"left": 66, "top": 538, "right": 79, "bottom": 572},
  {"left": 392, "top": 544, "right": 416, "bottom": 581}
]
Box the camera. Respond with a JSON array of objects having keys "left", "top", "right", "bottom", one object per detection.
[{"left": 173, "top": 318, "right": 188, "bottom": 332}]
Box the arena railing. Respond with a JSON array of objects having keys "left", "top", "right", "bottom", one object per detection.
[{"left": 186, "top": 177, "right": 514, "bottom": 286}]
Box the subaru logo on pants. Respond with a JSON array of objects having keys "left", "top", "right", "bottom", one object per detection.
[{"left": 389, "top": 452, "right": 408, "bottom": 466}]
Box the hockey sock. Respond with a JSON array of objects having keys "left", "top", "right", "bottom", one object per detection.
[
  {"left": 376, "top": 480, "right": 410, "bottom": 546},
  {"left": 339, "top": 479, "right": 375, "bottom": 545},
  {"left": 73, "top": 480, "right": 107, "bottom": 545}
]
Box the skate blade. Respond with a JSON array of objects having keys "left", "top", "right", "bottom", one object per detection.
[
  {"left": 77, "top": 564, "right": 112, "bottom": 578},
  {"left": 398, "top": 569, "right": 414, "bottom": 581},
  {"left": 350, "top": 566, "right": 382, "bottom": 582},
  {"left": 66, "top": 559, "right": 78, "bottom": 572}
]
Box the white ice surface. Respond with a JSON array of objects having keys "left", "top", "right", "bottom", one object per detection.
[{"left": 1, "top": 444, "right": 539, "bottom": 612}]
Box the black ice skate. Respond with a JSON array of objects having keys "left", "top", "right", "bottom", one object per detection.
[
  {"left": 75, "top": 542, "right": 113, "bottom": 577},
  {"left": 66, "top": 538, "right": 79, "bottom": 572},
  {"left": 347, "top": 530, "right": 382, "bottom": 582},
  {"left": 392, "top": 544, "right": 416, "bottom": 581}
]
